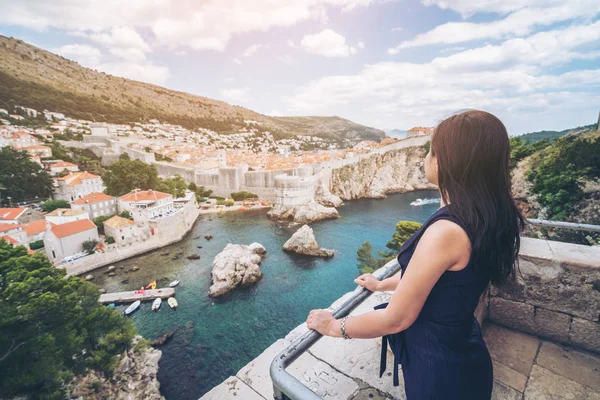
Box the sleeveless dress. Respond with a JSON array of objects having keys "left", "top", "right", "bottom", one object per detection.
[{"left": 374, "top": 205, "right": 493, "bottom": 399}]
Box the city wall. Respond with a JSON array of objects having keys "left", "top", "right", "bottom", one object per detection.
[{"left": 61, "top": 201, "right": 200, "bottom": 277}]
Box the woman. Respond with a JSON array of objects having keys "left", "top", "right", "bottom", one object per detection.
[{"left": 306, "top": 110, "right": 525, "bottom": 399}]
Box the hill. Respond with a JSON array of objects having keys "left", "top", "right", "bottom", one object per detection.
[
  {"left": 517, "top": 123, "right": 596, "bottom": 143},
  {"left": 0, "top": 35, "right": 385, "bottom": 145}
]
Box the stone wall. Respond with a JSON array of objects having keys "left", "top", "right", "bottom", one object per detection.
[
  {"left": 61, "top": 201, "right": 200, "bottom": 276},
  {"left": 486, "top": 237, "right": 600, "bottom": 353}
]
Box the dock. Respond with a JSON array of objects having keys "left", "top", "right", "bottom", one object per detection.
[{"left": 99, "top": 288, "right": 175, "bottom": 304}]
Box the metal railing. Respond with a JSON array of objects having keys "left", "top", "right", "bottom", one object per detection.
[
  {"left": 270, "top": 258, "right": 401, "bottom": 400},
  {"left": 269, "top": 218, "right": 600, "bottom": 400}
]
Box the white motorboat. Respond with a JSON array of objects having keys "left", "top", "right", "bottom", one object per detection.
[
  {"left": 124, "top": 300, "right": 141, "bottom": 315},
  {"left": 152, "top": 298, "right": 162, "bottom": 311},
  {"left": 410, "top": 198, "right": 424, "bottom": 206},
  {"left": 169, "top": 280, "right": 180, "bottom": 287},
  {"left": 167, "top": 297, "right": 178, "bottom": 310}
]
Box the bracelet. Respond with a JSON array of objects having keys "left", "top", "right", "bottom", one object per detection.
[{"left": 340, "top": 316, "right": 351, "bottom": 339}]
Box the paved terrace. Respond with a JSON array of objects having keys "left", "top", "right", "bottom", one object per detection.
[{"left": 203, "top": 237, "right": 600, "bottom": 400}]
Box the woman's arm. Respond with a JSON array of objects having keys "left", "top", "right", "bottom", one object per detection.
[
  {"left": 376, "top": 274, "right": 401, "bottom": 291},
  {"left": 308, "top": 219, "right": 471, "bottom": 338}
]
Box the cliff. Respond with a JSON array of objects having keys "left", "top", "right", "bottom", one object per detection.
[
  {"left": 330, "top": 144, "right": 436, "bottom": 200},
  {"left": 67, "top": 336, "right": 164, "bottom": 400}
]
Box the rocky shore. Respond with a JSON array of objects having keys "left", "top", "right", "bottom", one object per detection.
[
  {"left": 267, "top": 200, "right": 339, "bottom": 223},
  {"left": 67, "top": 336, "right": 164, "bottom": 400},
  {"left": 209, "top": 243, "right": 267, "bottom": 297},
  {"left": 283, "top": 225, "right": 334, "bottom": 258}
]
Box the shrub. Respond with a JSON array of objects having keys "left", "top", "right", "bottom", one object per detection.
[
  {"left": 105, "top": 236, "right": 115, "bottom": 244},
  {"left": 42, "top": 199, "right": 70, "bottom": 213},
  {"left": 230, "top": 191, "right": 258, "bottom": 201},
  {"left": 83, "top": 239, "right": 99, "bottom": 254},
  {"left": 29, "top": 239, "right": 44, "bottom": 250}
]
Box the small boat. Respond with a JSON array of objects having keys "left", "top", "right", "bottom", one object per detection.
[
  {"left": 168, "top": 297, "right": 178, "bottom": 310},
  {"left": 169, "top": 280, "right": 180, "bottom": 287},
  {"left": 410, "top": 198, "right": 424, "bottom": 206},
  {"left": 152, "top": 298, "right": 162, "bottom": 311},
  {"left": 124, "top": 300, "right": 141, "bottom": 315}
]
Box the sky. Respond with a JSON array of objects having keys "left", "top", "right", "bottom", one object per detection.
[{"left": 0, "top": 0, "right": 599, "bottom": 135}]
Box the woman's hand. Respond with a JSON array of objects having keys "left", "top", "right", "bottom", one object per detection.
[
  {"left": 354, "top": 273, "right": 380, "bottom": 292},
  {"left": 306, "top": 309, "right": 337, "bottom": 336}
]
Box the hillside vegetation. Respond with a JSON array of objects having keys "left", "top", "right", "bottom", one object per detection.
[{"left": 0, "top": 35, "right": 384, "bottom": 144}]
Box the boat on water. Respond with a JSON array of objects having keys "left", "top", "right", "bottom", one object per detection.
[
  {"left": 152, "top": 298, "right": 162, "bottom": 311},
  {"left": 410, "top": 198, "right": 425, "bottom": 206},
  {"left": 168, "top": 297, "right": 178, "bottom": 310},
  {"left": 169, "top": 280, "right": 180, "bottom": 287},
  {"left": 124, "top": 300, "right": 141, "bottom": 315}
]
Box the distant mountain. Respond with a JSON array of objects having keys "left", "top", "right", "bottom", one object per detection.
[
  {"left": 0, "top": 35, "right": 385, "bottom": 144},
  {"left": 517, "top": 124, "right": 596, "bottom": 143},
  {"left": 385, "top": 129, "right": 408, "bottom": 139}
]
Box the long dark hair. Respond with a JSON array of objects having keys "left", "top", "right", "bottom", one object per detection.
[{"left": 431, "top": 110, "right": 525, "bottom": 286}]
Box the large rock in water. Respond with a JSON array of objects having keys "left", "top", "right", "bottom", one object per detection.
[
  {"left": 283, "top": 225, "right": 334, "bottom": 258},
  {"left": 268, "top": 200, "right": 339, "bottom": 223},
  {"left": 67, "top": 336, "right": 164, "bottom": 400},
  {"left": 209, "top": 243, "right": 266, "bottom": 297}
]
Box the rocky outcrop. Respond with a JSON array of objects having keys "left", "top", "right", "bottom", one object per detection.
[
  {"left": 331, "top": 145, "right": 436, "bottom": 200},
  {"left": 67, "top": 336, "right": 164, "bottom": 400},
  {"left": 314, "top": 180, "right": 343, "bottom": 207},
  {"left": 267, "top": 200, "right": 339, "bottom": 223},
  {"left": 209, "top": 243, "right": 266, "bottom": 297},
  {"left": 283, "top": 225, "right": 334, "bottom": 258}
]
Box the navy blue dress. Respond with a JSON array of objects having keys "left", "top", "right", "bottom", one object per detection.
[{"left": 375, "top": 205, "right": 493, "bottom": 399}]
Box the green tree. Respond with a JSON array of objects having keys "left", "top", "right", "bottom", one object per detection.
[
  {"left": 102, "top": 159, "right": 159, "bottom": 196},
  {"left": 93, "top": 214, "right": 115, "bottom": 235},
  {"left": 119, "top": 210, "right": 133, "bottom": 220},
  {"left": 156, "top": 175, "right": 188, "bottom": 198},
  {"left": 42, "top": 199, "right": 70, "bottom": 213},
  {"left": 0, "top": 240, "right": 135, "bottom": 398},
  {"left": 188, "top": 182, "right": 197, "bottom": 192},
  {"left": 357, "top": 241, "right": 378, "bottom": 274},
  {"left": 230, "top": 191, "right": 258, "bottom": 201},
  {"left": 82, "top": 239, "right": 99, "bottom": 254},
  {"left": 0, "top": 147, "right": 53, "bottom": 203},
  {"left": 386, "top": 221, "right": 422, "bottom": 252}
]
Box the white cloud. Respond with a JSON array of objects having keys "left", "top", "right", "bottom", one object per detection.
[
  {"left": 285, "top": 22, "right": 600, "bottom": 131},
  {"left": 389, "top": 0, "right": 600, "bottom": 52},
  {"left": 0, "top": 1, "right": 380, "bottom": 51},
  {"left": 391, "top": 26, "right": 403, "bottom": 32},
  {"left": 219, "top": 87, "right": 252, "bottom": 103},
  {"left": 357, "top": 40, "right": 365, "bottom": 49},
  {"left": 277, "top": 54, "right": 295, "bottom": 65},
  {"left": 243, "top": 44, "right": 265, "bottom": 57},
  {"left": 287, "top": 39, "right": 296, "bottom": 48},
  {"left": 421, "top": 0, "right": 561, "bottom": 17},
  {"left": 53, "top": 44, "right": 102, "bottom": 66},
  {"left": 233, "top": 58, "right": 242, "bottom": 65},
  {"left": 301, "top": 29, "right": 357, "bottom": 57}
]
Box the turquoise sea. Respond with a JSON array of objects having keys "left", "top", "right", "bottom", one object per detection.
[{"left": 92, "top": 189, "right": 441, "bottom": 400}]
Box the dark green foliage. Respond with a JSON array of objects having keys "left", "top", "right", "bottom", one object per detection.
[
  {"left": 195, "top": 186, "right": 213, "bottom": 198},
  {"left": 230, "top": 191, "right": 258, "bottom": 201},
  {"left": 105, "top": 236, "right": 115, "bottom": 244},
  {"left": 188, "top": 182, "right": 197, "bottom": 192},
  {"left": 155, "top": 153, "right": 172, "bottom": 162},
  {"left": 356, "top": 221, "right": 422, "bottom": 275},
  {"left": 103, "top": 159, "right": 159, "bottom": 196},
  {"left": 0, "top": 240, "right": 136, "bottom": 398},
  {"left": 82, "top": 239, "right": 98, "bottom": 254},
  {"left": 527, "top": 137, "right": 600, "bottom": 220},
  {"left": 509, "top": 136, "right": 552, "bottom": 169},
  {"left": 47, "top": 142, "right": 103, "bottom": 175},
  {"left": 29, "top": 240, "right": 44, "bottom": 250},
  {"left": 119, "top": 210, "right": 132, "bottom": 220},
  {"left": 93, "top": 215, "right": 115, "bottom": 235},
  {"left": 423, "top": 140, "right": 430, "bottom": 154},
  {"left": 42, "top": 199, "right": 70, "bottom": 213},
  {"left": 518, "top": 124, "right": 595, "bottom": 144},
  {"left": 0, "top": 147, "right": 53, "bottom": 203},
  {"left": 156, "top": 175, "right": 188, "bottom": 198}
]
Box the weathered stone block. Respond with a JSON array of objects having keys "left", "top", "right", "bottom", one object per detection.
[
  {"left": 484, "top": 323, "right": 540, "bottom": 376},
  {"left": 536, "top": 342, "right": 600, "bottom": 392},
  {"left": 533, "top": 307, "right": 571, "bottom": 343},
  {"left": 569, "top": 317, "right": 600, "bottom": 354},
  {"left": 523, "top": 365, "right": 600, "bottom": 400},
  {"left": 199, "top": 376, "right": 264, "bottom": 400},
  {"left": 489, "top": 297, "right": 535, "bottom": 333},
  {"left": 492, "top": 360, "right": 527, "bottom": 393},
  {"left": 491, "top": 380, "right": 522, "bottom": 400}
]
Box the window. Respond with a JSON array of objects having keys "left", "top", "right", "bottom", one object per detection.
[{"left": 52, "top": 250, "right": 56, "bottom": 259}]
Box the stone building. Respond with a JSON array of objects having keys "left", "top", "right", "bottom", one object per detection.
[
  {"left": 103, "top": 215, "right": 137, "bottom": 244},
  {"left": 45, "top": 208, "right": 90, "bottom": 225},
  {"left": 71, "top": 192, "right": 117, "bottom": 219},
  {"left": 44, "top": 218, "right": 99, "bottom": 263},
  {"left": 118, "top": 189, "right": 174, "bottom": 222},
  {"left": 0, "top": 207, "right": 43, "bottom": 225},
  {"left": 52, "top": 171, "right": 105, "bottom": 202}
]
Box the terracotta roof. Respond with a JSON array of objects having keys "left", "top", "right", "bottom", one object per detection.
[
  {"left": 24, "top": 219, "right": 46, "bottom": 236},
  {"left": 46, "top": 208, "right": 87, "bottom": 217},
  {"left": 72, "top": 192, "right": 115, "bottom": 205},
  {"left": 0, "top": 235, "right": 17, "bottom": 245},
  {"left": 50, "top": 219, "right": 96, "bottom": 238},
  {"left": 51, "top": 161, "right": 78, "bottom": 168},
  {"left": 119, "top": 190, "right": 171, "bottom": 203},
  {"left": 55, "top": 171, "right": 100, "bottom": 187},
  {"left": 103, "top": 215, "right": 135, "bottom": 229},
  {"left": 24, "top": 145, "right": 50, "bottom": 150},
  {"left": 0, "top": 207, "right": 26, "bottom": 220},
  {"left": 0, "top": 224, "right": 22, "bottom": 233}
]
